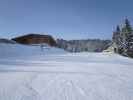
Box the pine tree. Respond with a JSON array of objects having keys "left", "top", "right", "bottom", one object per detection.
[
  {"left": 122, "top": 19, "right": 133, "bottom": 55},
  {"left": 116, "top": 25, "right": 120, "bottom": 33},
  {"left": 125, "top": 18, "right": 132, "bottom": 33},
  {"left": 113, "top": 25, "right": 121, "bottom": 53},
  {"left": 113, "top": 18, "right": 133, "bottom": 57}
]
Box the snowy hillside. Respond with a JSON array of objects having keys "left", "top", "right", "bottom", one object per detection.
[
  {"left": 0, "top": 38, "right": 16, "bottom": 44},
  {"left": 0, "top": 44, "right": 67, "bottom": 59},
  {"left": 0, "top": 44, "right": 133, "bottom": 100}
]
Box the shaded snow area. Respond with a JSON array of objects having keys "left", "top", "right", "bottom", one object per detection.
[{"left": 0, "top": 44, "right": 133, "bottom": 100}]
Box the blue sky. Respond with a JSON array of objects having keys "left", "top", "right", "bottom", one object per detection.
[{"left": 0, "top": 0, "right": 133, "bottom": 40}]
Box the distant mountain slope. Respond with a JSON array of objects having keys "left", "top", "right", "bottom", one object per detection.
[
  {"left": 0, "top": 38, "right": 16, "bottom": 44},
  {"left": 57, "top": 39, "right": 111, "bottom": 52}
]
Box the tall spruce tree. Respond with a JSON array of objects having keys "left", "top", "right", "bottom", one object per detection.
[
  {"left": 113, "top": 18, "right": 133, "bottom": 57},
  {"left": 125, "top": 18, "right": 132, "bottom": 33},
  {"left": 113, "top": 25, "right": 121, "bottom": 53},
  {"left": 116, "top": 25, "right": 120, "bottom": 33}
]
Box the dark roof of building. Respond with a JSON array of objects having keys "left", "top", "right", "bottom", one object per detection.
[{"left": 12, "top": 33, "right": 53, "bottom": 40}]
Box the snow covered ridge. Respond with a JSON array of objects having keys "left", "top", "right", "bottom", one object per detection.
[{"left": 0, "top": 44, "right": 67, "bottom": 58}]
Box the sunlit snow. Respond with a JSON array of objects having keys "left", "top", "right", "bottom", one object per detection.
[{"left": 0, "top": 44, "right": 133, "bottom": 100}]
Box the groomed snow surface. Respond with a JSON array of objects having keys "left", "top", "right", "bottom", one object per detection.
[{"left": 0, "top": 44, "right": 133, "bottom": 100}]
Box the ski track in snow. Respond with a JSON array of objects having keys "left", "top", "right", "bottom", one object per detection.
[{"left": 0, "top": 45, "right": 133, "bottom": 100}]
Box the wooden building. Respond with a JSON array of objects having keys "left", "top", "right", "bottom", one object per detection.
[{"left": 12, "top": 34, "right": 57, "bottom": 46}]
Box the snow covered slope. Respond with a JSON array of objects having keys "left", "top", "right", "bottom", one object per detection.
[
  {"left": 0, "top": 44, "right": 133, "bottom": 100},
  {"left": 0, "top": 44, "right": 67, "bottom": 59}
]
